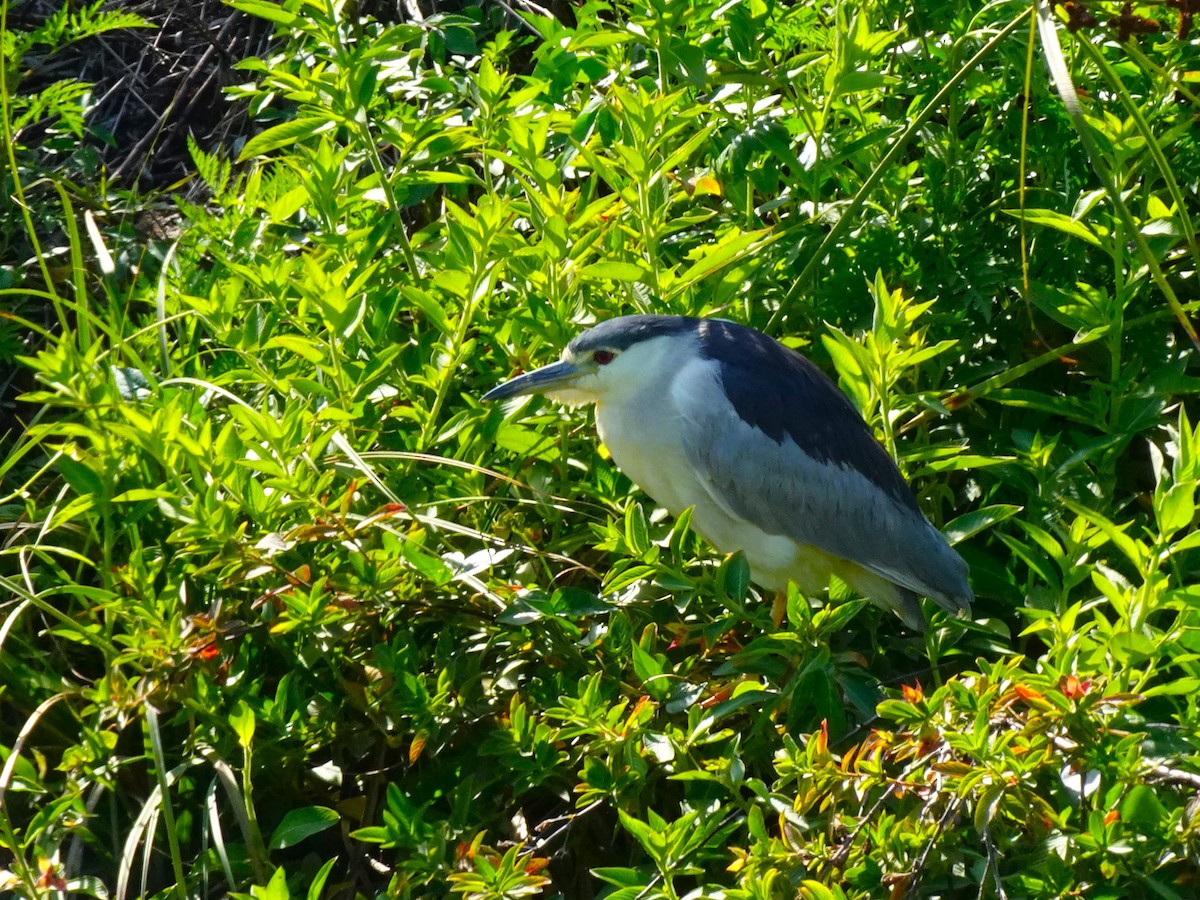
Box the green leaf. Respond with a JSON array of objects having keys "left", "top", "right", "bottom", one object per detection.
[
  {"left": 631, "top": 641, "right": 668, "bottom": 699},
  {"left": 701, "top": 689, "right": 774, "bottom": 725},
  {"left": 1168, "top": 530, "right": 1200, "bottom": 555},
  {"left": 230, "top": 701, "right": 256, "bottom": 748},
  {"left": 943, "top": 505, "right": 1022, "bottom": 544},
  {"left": 720, "top": 551, "right": 751, "bottom": 602},
  {"left": 617, "top": 809, "right": 663, "bottom": 861},
  {"left": 226, "top": 0, "right": 298, "bottom": 25},
  {"left": 403, "top": 285, "right": 453, "bottom": 335},
  {"left": 1121, "top": 785, "right": 1167, "bottom": 833},
  {"left": 799, "top": 879, "right": 840, "bottom": 900},
  {"left": 266, "top": 334, "right": 326, "bottom": 365},
  {"left": 578, "top": 261, "right": 649, "bottom": 282},
  {"left": 973, "top": 782, "right": 1005, "bottom": 833},
  {"left": 257, "top": 866, "right": 291, "bottom": 900},
  {"left": 1002, "top": 208, "right": 1103, "bottom": 246},
  {"left": 668, "top": 505, "right": 695, "bottom": 559},
  {"left": 1064, "top": 500, "right": 1149, "bottom": 569},
  {"left": 239, "top": 117, "right": 336, "bottom": 161},
  {"left": 812, "top": 598, "right": 866, "bottom": 633},
  {"left": 57, "top": 455, "right": 104, "bottom": 497},
  {"left": 821, "top": 329, "right": 871, "bottom": 412},
  {"left": 269, "top": 806, "right": 340, "bottom": 850},
  {"left": 831, "top": 69, "right": 896, "bottom": 96},
  {"left": 349, "top": 826, "right": 389, "bottom": 844},
  {"left": 111, "top": 488, "right": 176, "bottom": 503},
  {"left": 604, "top": 563, "right": 659, "bottom": 594},
  {"left": 1142, "top": 676, "right": 1200, "bottom": 697},
  {"left": 1156, "top": 482, "right": 1196, "bottom": 536},
  {"left": 591, "top": 867, "right": 646, "bottom": 888},
  {"left": 624, "top": 502, "right": 650, "bottom": 556},
  {"left": 915, "top": 454, "right": 1014, "bottom": 474},
  {"left": 399, "top": 542, "right": 454, "bottom": 586},
  {"left": 665, "top": 227, "right": 776, "bottom": 300},
  {"left": 306, "top": 858, "right": 338, "bottom": 900},
  {"left": 990, "top": 388, "right": 1099, "bottom": 424},
  {"left": 494, "top": 422, "right": 559, "bottom": 459}
]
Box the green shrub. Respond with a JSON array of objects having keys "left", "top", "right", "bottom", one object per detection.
[{"left": 2, "top": 0, "right": 1198, "bottom": 896}]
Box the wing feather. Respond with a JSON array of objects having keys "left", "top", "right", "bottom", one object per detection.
[{"left": 673, "top": 360, "right": 971, "bottom": 610}]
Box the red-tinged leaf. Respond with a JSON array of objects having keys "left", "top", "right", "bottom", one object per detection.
[
  {"left": 814, "top": 719, "right": 829, "bottom": 756},
  {"left": 1014, "top": 684, "right": 1049, "bottom": 706},
  {"left": 1061, "top": 674, "right": 1092, "bottom": 699},
  {"left": 525, "top": 857, "right": 550, "bottom": 875},
  {"left": 409, "top": 732, "right": 428, "bottom": 764},
  {"left": 700, "top": 685, "right": 734, "bottom": 708},
  {"left": 624, "top": 695, "right": 653, "bottom": 732},
  {"left": 288, "top": 565, "right": 312, "bottom": 585}
]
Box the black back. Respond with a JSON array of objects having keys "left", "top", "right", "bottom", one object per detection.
[{"left": 696, "top": 318, "right": 918, "bottom": 508}]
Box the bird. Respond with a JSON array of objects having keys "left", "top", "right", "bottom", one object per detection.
[{"left": 482, "top": 315, "right": 972, "bottom": 630}]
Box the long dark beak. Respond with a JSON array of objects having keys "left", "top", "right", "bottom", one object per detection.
[{"left": 482, "top": 360, "right": 582, "bottom": 401}]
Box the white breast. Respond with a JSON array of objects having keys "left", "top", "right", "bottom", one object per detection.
[
  {"left": 594, "top": 356, "right": 808, "bottom": 591},
  {"left": 594, "top": 383, "right": 700, "bottom": 516}
]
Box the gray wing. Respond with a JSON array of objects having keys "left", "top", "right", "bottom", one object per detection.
[{"left": 672, "top": 357, "right": 971, "bottom": 610}]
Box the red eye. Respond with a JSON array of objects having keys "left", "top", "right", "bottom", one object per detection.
[{"left": 593, "top": 350, "right": 615, "bottom": 365}]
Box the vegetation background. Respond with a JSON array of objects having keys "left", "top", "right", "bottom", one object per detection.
[{"left": 2, "top": 0, "right": 1200, "bottom": 896}]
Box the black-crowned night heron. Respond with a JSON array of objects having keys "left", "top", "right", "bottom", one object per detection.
[{"left": 483, "top": 315, "right": 972, "bottom": 630}]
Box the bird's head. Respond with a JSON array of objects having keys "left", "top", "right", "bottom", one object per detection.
[{"left": 482, "top": 316, "right": 698, "bottom": 408}]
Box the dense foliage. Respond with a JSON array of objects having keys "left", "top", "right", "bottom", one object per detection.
[{"left": 3, "top": 0, "right": 1200, "bottom": 896}]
